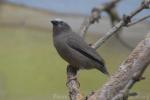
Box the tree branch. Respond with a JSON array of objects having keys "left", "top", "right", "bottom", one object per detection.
[
  {"left": 127, "top": 14, "right": 150, "bottom": 27},
  {"left": 87, "top": 31, "right": 150, "bottom": 100},
  {"left": 79, "top": 0, "right": 122, "bottom": 37},
  {"left": 92, "top": 1, "right": 149, "bottom": 49},
  {"left": 66, "top": 66, "right": 83, "bottom": 100},
  {"left": 67, "top": 1, "right": 122, "bottom": 99},
  {"left": 66, "top": 1, "right": 150, "bottom": 100}
]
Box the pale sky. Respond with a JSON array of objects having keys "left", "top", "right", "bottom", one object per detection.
[{"left": 8, "top": 0, "right": 149, "bottom": 18}]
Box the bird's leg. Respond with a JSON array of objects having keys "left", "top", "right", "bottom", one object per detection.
[
  {"left": 66, "top": 65, "right": 83, "bottom": 100},
  {"left": 66, "top": 65, "right": 80, "bottom": 87}
]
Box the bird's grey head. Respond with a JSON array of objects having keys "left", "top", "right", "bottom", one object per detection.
[{"left": 51, "top": 18, "right": 72, "bottom": 34}]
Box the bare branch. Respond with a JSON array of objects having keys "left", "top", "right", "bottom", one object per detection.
[
  {"left": 67, "top": 1, "right": 122, "bottom": 99},
  {"left": 127, "top": 14, "right": 150, "bottom": 27},
  {"left": 143, "top": 0, "right": 150, "bottom": 8},
  {"left": 79, "top": 0, "right": 122, "bottom": 37},
  {"left": 66, "top": 66, "right": 83, "bottom": 100},
  {"left": 87, "top": 31, "right": 150, "bottom": 100},
  {"left": 92, "top": 1, "right": 149, "bottom": 49},
  {"left": 66, "top": 1, "right": 150, "bottom": 100}
]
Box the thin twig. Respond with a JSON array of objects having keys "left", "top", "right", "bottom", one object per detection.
[
  {"left": 67, "top": 1, "right": 123, "bottom": 99},
  {"left": 127, "top": 14, "right": 150, "bottom": 27},
  {"left": 92, "top": 1, "right": 149, "bottom": 49},
  {"left": 92, "top": 21, "right": 123, "bottom": 49},
  {"left": 67, "top": 1, "right": 150, "bottom": 100},
  {"left": 67, "top": 1, "right": 122, "bottom": 99},
  {"left": 79, "top": 0, "right": 122, "bottom": 37}
]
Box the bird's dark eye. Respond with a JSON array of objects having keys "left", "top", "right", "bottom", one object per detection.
[
  {"left": 56, "top": 21, "right": 64, "bottom": 28},
  {"left": 60, "top": 21, "right": 64, "bottom": 25}
]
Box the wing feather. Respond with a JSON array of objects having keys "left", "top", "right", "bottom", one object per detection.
[{"left": 67, "top": 34, "right": 105, "bottom": 66}]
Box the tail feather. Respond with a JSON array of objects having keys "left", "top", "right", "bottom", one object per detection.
[{"left": 97, "top": 64, "right": 109, "bottom": 76}]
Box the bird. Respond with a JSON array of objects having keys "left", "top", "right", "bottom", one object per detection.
[{"left": 51, "top": 18, "right": 109, "bottom": 75}]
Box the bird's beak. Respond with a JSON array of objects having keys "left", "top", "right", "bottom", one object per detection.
[{"left": 51, "top": 20, "right": 58, "bottom": 25}]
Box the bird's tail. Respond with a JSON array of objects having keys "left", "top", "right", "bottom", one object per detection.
[{"left": 97, "top": 65, "right": 110, "bottom": 76}]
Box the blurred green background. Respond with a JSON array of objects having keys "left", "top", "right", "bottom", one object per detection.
[{"left": 0, "top": 1, "right": 150, "bottom": 100}]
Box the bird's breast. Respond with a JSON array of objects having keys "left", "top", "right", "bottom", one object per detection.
[{"left": 53, "top": 37, "right": 71, "bottom": 60}]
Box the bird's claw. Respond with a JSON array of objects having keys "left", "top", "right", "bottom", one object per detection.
[{"left": 66, "top": 76, "right": 80, "bottom": 88}]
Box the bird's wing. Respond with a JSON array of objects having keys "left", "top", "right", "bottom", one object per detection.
[{"left": 67, "top": 34, "right": 105, "bottom": 66}]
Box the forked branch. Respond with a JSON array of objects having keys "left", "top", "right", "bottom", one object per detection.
[
  {"left": 87, "top": 31, "right": 150, "bottom": 100},
  {"left": 66, "top": 0, "right": 150, "bottom": 100}
]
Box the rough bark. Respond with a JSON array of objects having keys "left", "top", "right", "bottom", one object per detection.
[
  {"left": 87, "top": 32, "right": 150, "bottom": 100},
  {"left": 66, "top": 0, "right": 150, "bottom": 100},
  {"left": 67, "top": 66, "right": 83, "bottom": 100}
]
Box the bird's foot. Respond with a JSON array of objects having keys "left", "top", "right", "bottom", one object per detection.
[{"left": 66, "top": 76, "right": 80, "bottom": 88}]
